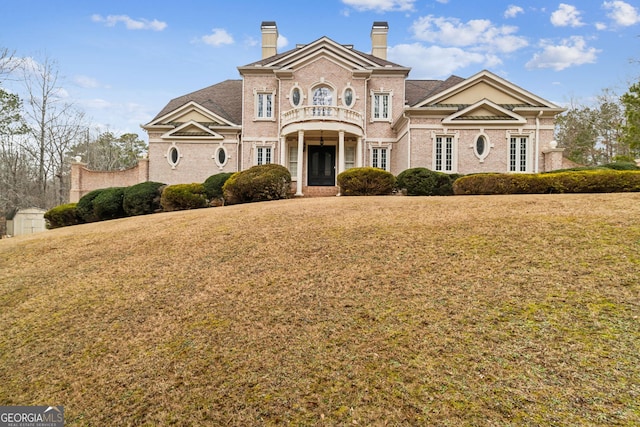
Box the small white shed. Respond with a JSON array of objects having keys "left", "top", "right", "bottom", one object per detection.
[{"left": 6, "top": 208, "right": 47, "bottom": 237}]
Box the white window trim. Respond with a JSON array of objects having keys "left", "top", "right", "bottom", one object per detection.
[
  {"left": 254, "top": 142, "right": 275, "bottom": 166},
  {"left": 342, "top": 84, "right": 356, "bottom": 108},
  {"left": 471, "top": 131, "right": 493, "bottom": 163},
  {"left": 165, "top": 143, "right": 182, "bottom": 169},
  {"left": 508, "top": 135, "right": 530, "bottom": 173},
  {"left": 368, "top": 142, "right": 392, "bottom": 172},
  {"left": 344, "top": 145, "right": 356, "bottom": 170},
  {"left": 289, "top": 84, "right": 303, "bottom": 108},
  {"left": 288, "top": 145, "right": 298, "bottom": 179},
  {"left": 432, "top": 132, "right": 458, "bottom": 173},
  {"left": 213, "top": 145, "right": 229, "bottom": 169},
  {"left": 506, "top": 130, "right": 534, "bottom": 173},
  {"left": 254, "top": 88, "right": 276, "bottom": 121},
  {"left": 370, "top": 90, "right": 392, "bottom": 122}
]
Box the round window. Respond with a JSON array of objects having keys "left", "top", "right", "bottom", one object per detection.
[
  {"left": 344, "top": 88, "right": 353, "bottom": 107},
  {"left": 292, "top": 88, "right": 301, "bottom": 106},
  {"left": 476, "top": 136, "right": 486, "bottom": 157}
]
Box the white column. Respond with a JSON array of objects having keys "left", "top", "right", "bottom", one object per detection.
[
  {"left": 280, "top": 136, "right": 286, "bottom": 165},
  {"left": 338, "top": 131, "right": 345, "bottom": 175},
  {"left": 295, "top": 130, "right": 304, "bottom": 196},
  {"left": 356, "top": 136, "right": 363, "bottom": 167}
]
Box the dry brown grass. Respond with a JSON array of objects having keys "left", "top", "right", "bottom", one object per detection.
[{"left": 1, "top": 194, "right": 639, "bottom": 426}]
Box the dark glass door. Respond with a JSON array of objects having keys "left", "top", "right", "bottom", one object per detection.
[{"left": 308, "top": 145, "right": 336, "bottom": 186}]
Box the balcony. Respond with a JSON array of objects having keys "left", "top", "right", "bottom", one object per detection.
[{"left": 281, "top": 106, "right": 364, "bottom": 129}]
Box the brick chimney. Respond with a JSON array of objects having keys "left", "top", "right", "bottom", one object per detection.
[
  {"left": 371, "top": 21, "right": 389, "bottom": 60},
  {"left": 261, "top": 21, "right": 278, "bottom": 59}
]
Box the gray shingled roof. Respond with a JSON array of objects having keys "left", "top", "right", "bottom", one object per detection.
[
  {"left": 151, "top": 79, "right": 243, "bottom": 125},
  {"left": 405, "top": 75, "right": 465, "bottom": 107}
]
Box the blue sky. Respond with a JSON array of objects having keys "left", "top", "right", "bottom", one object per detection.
[{"left": 2, "top": 0, "right": 640, "bottom": 140}]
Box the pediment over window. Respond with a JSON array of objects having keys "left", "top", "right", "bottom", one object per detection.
[
  {"left": 143, "top": 101, "right": 240, "bottom": 132},
  {"left": 162, "top": 121, "right": 225, "bottom": 139},
  {"left": 442, "top": 99, "right": 526, "bottom": 124}
]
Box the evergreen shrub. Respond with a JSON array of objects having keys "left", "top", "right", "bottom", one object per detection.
[
  {"left": 123, "top": 181, "right": 166, "bottom": 216},
  {"left": 396, "top": 167, "right": 460, "bottom": 196},
  {"left": 160, "top": 183, "right": 208, "bottom": 211},
  {"left": 222, "top": 164, "right": 291, "bottom": 205},
  {"left": 337, "top": 167, "right": 396, "bottom": 196},
  {"left": 453, "top": 170, "right": 640, "bottom": 195},
  {"left": 93, "top": 187, "right": 126, "bottom": 221},
  {"left": 44, "top": 203, "right": 83, "bottom": 229},
  {"left": 76, "top": 188, "right": 107, "bottom": 223},
  {"left": 204, "top": 172, "right": 234, "bottom": 201}
]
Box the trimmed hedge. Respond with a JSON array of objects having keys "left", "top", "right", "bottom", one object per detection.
[
  {"left": 337, "top": 167, "right": 396, "bottom": 196},
  {"left": 453, "top": 170, "right": 640, "bottom": 195},
  {"left": 44, "top": 203, "right": 83, "bottom": 229},
  {"left": 222, "top": 164, "right": 291, "bottom": 205},
  {"left": 204, "top": 172, "right": 233, "bottom": 201},
  {"left": 160, "top": 183, "right": 208, "bottom": 211},
  {"left": 76, "top": 188, "right": 107, "bottom": 223},
  {"left": 123, "top": 181, "right": 166, "bottom": 216},
  {"left": 93, "top": 187, "right": 126, "bottom": 221},
  {"left": 396, "top": 167, "right": 460, "bottom": 196}
]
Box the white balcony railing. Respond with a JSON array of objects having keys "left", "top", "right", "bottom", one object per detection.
[{"left": 281, "top": 106, "right": 364, "bottom": 129}]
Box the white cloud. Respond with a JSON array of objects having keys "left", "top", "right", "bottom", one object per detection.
[
  {"left": 504, "top": 5, "right": 524, "bottom": 18},
  {"left": 410, "top": 15, "right": 528, "bottom": 53},
  {"left": 595, "top": 22, "right": 608, "bottom": 30},
  {"left": 91, "top": 14, "right": 167, "bottom": 31},
  {"left": 341, "top": 0, "right": 415, "bottom": 12},
  {"left": 74, "top": 75, "right": 100, "bottom": 89},
  {"left": 199, "top": 28, "right": 234, "bottom": 47},
  {"left": 525, "top": 36, "right": 600, "bottom": 70},
  {"left": 603, "top": 1, "right": 640, "bottom": 26},
  {"left": 550, "top": 4, "right": 585, "bottom": 27},
  {"left": 277, "top": 34, "right": 289, "bottom": 50},
  {"left": 388, "top": 43, "right": 489, "bottom": 78}
]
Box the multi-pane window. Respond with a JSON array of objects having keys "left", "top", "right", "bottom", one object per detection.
[
  {"left": 312, "top": 86, "right": 333, "bottom": 116},
  {"left": 256, "top": 147, "right": 272, "bottom": 165},
  {"left": 371, "top": 147, "right": 388, "bottom": 170},
  {"left": 288, "top": 146, "right": 298, "bottom": 176},
  {"left": 373, "top": 93, "right": 390, "bottom": 120},
  {"left": 509, "top": 136, "right": 528, "bottom": 172},
  {"left": 435, "top": 136, "right": 454, "bottom": 172},
  {"left": 345, "top": 146, "right": 356, "bottom": 170},
  {"left": 257, "top": 93, "right": 273, "bottom": 119}
]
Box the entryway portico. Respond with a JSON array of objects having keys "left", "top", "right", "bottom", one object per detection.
[{"left": 280, "top": 106, "right": 364, "bottom": 196}]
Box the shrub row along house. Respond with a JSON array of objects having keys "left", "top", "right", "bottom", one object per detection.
[{"left": 71, "top": 21, "right": 567, "bottom": 201}]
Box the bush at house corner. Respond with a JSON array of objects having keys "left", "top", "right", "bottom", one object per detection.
[{"left": 222, "top": 164, "right": 291, "bottom": 205}]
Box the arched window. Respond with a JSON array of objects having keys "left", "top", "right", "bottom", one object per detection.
[{"left": 312, "top": 86, "right": 333, "bottom": 116}]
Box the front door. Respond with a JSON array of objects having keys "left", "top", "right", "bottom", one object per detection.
[{"left": 308, "top": 145, "right": 336, "bottom": 186}]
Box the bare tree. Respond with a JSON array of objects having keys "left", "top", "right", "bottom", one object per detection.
[{"left": 20, "top": 55, "right": 87, "bottom": 207}]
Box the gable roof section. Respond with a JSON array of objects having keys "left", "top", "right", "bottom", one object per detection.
[
  {"left": 240, "top": 36, "right": 408, "bottom": 73},
  {"left": 416, "top": 70, "right": 563, "bottom": 111},
  {"left": 442, "top": 99, "right": 526, "bottom": 124},
  {"left": 148, "top": 79, "right": 242, "bottom": 126},
  {"left": 162, "top": 120, "right": 226, "bottom": 139}
]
